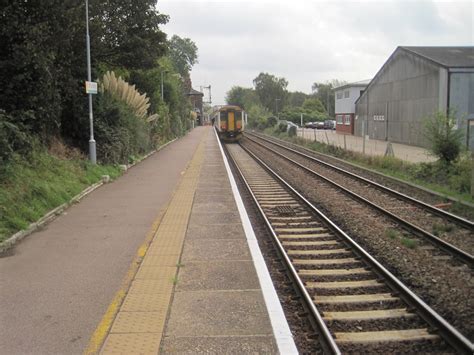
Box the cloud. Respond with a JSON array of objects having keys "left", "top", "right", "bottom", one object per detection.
[{"left": 158, "top": 0, "right": 473, "bottom": 104}]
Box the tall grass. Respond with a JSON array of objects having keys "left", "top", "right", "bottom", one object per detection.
[{"left": 0, "top": 150, "right": 121, "bottom": 243}]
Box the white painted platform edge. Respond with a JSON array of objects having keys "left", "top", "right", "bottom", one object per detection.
[{"left": 215, "top": 131, "right": 299, "bottom": 355}]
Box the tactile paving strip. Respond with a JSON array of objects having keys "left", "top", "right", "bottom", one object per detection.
[
  {"left": 101, "top": 333, "right": 161, "bottom": 354},
  {"left": 100, "top": 136, "right": 206, "bottom": 354}
]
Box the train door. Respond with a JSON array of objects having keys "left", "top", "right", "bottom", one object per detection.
[
  {"left": 235, "top": 111, "right": 242, "bottom": 130},
  {"left": 228, "top": 111, "right": 235, "bottom": 131}
]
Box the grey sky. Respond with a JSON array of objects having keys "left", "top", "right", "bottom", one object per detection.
[{"left": 159, "top": 0, "right": 473, "bottom": 105}]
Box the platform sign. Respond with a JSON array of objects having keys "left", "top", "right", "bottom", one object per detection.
[{"left": 85, "top": 81, "right": 98, "bottom": 94}]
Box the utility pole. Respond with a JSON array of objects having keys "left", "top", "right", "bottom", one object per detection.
[
  {"left": 161, "top": 70, "right": 168, "bottom": 101},
  {"left": 275, "top": 98, "right": 280, "bottom": 120},
  {"left": 85, "top": 0, "right": 96, "bottom": 164},
  {"left": 327, "top": 89, "right": 330, "bottom": 117}
]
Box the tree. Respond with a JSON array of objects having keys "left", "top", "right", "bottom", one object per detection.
[
  {"left": 311, "top": 79, "right": 347, "bottom": 118},
  {"left": 0, "top": 0, "right": 67, "bottom": 138},
  {"left": 245, "top": 104, "right": 272, "bottom": 129},
  {"left": 168, "top": 35, "right": 198, "bottom": 77},
  {"left": 288, "top": 91, "right": 308, "bottom": 107},
  {"left": 424, "top": 111, "right": 464, "bottom": 163},
  {"left": 89, "top": 0, "right": 169, "bottom": 71},
  {"left": 225, "top": 86, "right": 259, "bottom": 109},
  {"left": 253, "top": 73, "right": 288, "bottom": 114},
  {"left": 302, "top": 97, "right": 326, "bottom": 113},
  {"left": 0, "top": 0, "right": 172, "bottom": 158}
]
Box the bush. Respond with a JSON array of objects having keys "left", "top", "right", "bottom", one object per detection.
[
  {"left": 424, "top": 111, "right": 463, "bottom": 163},
  {"left": 0, "top": 110, "right": 34, "bottom": 165},
  {"left": 94, "top": 93, "right": 151, "bottom": 164},
  {"left": 267, "top": 116, "right": 278, "bottom": 127},
  {"left": 277, "top": 122, "right": 287, "bottom": 133}
]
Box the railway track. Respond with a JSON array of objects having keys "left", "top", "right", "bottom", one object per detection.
[
  {"left": 243, "top": 132, "right": 474, "bottom": 267},
  {"left": 224, "top": 142, "right": 473, "bottom": 354}
]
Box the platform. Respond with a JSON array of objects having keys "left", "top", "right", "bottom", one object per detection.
[{"left": 97, "top": 127, "right": 297, "bottom": 354}]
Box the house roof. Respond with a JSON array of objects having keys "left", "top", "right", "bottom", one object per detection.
[
  {"left": 401, "top": 46, "right": 474, "bottom": 68},
  {"left": 335, "top": 79, "right": 371, "bottom": 91},
  {"left": 355, "top": 46, "right": 474, "bottom": 105},
  {"left": 188, "top": 88, "right": 204, "bottom": 96}
]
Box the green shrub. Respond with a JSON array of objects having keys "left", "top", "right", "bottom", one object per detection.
[
  {"left": 0, "top": 110, "right": 34, "bottom": 165},
  {"left": 277, "top": 122, "right": 287, "bottom": 133},
  {"left": 424, "top": 111, "right": 463, "bottom": 163},
  {"left": 94, "top": 93, "right": 152, "bottom": 164},
  {"left": 267, "top": 116, "right": 278, "bottom": 127}
]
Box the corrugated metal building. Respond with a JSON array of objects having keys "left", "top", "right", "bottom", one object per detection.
[{"left": 354, "top": 46, "right": 474, "bottom": 149}]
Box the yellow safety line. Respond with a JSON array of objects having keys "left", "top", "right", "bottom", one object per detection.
[
  {"left": 84, "top": 129, "right": 208, "bottom": 355},
  {"left": 83, "top": 210, "right": 165, "bottom": 355}
]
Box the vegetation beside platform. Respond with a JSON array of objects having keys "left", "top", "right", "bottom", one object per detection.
[
  {"left": 0, "top": 2, "right": 201, "bottom": 242},
  {"left": 0, "top": 144, "right": 122, "bottom": 243}
]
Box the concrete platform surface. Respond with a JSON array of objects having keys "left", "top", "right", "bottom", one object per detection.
[
  {"left": 160, "top": 128, "right": 283, "bottom": 353},
  {"left": 98, "top": 127, "right": 296, "bottom": 354},
  {"left": 0, "top": 127, "right": 206, "bottom": 354}
]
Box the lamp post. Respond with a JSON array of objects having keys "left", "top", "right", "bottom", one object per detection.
[
  {"left": 85, "top": 0, "right": 96, "bottom": 164},
  {"left": 161, "top": 70, "right": 168, "bottom": 100},
  {"left": 275, "top": 98, "right": 280, "bottom": 120}
]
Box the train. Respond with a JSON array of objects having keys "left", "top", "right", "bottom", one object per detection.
[{"left": 212, "top": 105, "right": 245, "bottom": 142}]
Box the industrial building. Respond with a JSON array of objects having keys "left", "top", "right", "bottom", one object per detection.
[
  {"left": 354, "top": 46, "right": 474, "bottom": 149},
  {"left": 334, "top": 79, "right": 370, "bottom": 134}
]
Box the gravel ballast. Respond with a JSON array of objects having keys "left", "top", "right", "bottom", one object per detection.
[{"left": 241, "top": 138, "right": 474, "bottom": 342}]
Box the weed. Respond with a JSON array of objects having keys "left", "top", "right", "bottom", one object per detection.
[
  {"left": 432, "top": 223, "right": 454, "bottom": 236},
  {"left": 176, "top": 262, "right": 185, "bottom": 267},
  {"left": 401, "top": 238, "right": 417, "bottom": 249},
  {"left": 384, "top": 228, "right": 398, "bottom": 239},
  {"left": 171, "top": 276, "right": 179, "bottom": 285}
]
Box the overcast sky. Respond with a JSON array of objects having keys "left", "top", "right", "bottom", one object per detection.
[{"left": 158, "top": 0, "right": 473, "bottom": 105}]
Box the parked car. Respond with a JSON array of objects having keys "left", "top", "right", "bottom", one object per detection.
[
  {"left": 304, "top": 121, "right": 322, "bottom": 129},
  {"left": 323, "top": 120, "right": 336, "bottom": 130},
  {"left": 314, "top": 122, "right": 325, "bottom": 129}
]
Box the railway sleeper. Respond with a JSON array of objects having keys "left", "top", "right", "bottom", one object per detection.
[
  {"left": 299, "top": 267, "right": 370, "bottom": 277},
  {"left": 323, "top": 308, "right": 415, "bottom": 321},
  {"left": 327, "top": 315, "right": 428, "bottom": 333},
  {"left": 288, "top": 248, "right": 350, "bottom": 256},
  {"left": 306, "top": 279, "right": 382, "bottom": 290},
  {"left": 334, "top": 328, "right": 439, "bottom": 344}
]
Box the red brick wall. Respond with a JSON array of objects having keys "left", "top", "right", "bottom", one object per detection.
[{"left": 336, "top": 113, "right": 354, "bottom": 134}]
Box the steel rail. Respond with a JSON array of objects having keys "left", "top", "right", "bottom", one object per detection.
[
  {"left": 244, "top": 136, "right": 474, "bottom": 267},
  {"left": 246, "top": 131, "right": 474, "bottom": 229},
  {"left": 236, "top": 142, "right": 474, "bottom": 354},
  {"left": 223, "top": 143, "right": 342, "bottom": 354}
]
